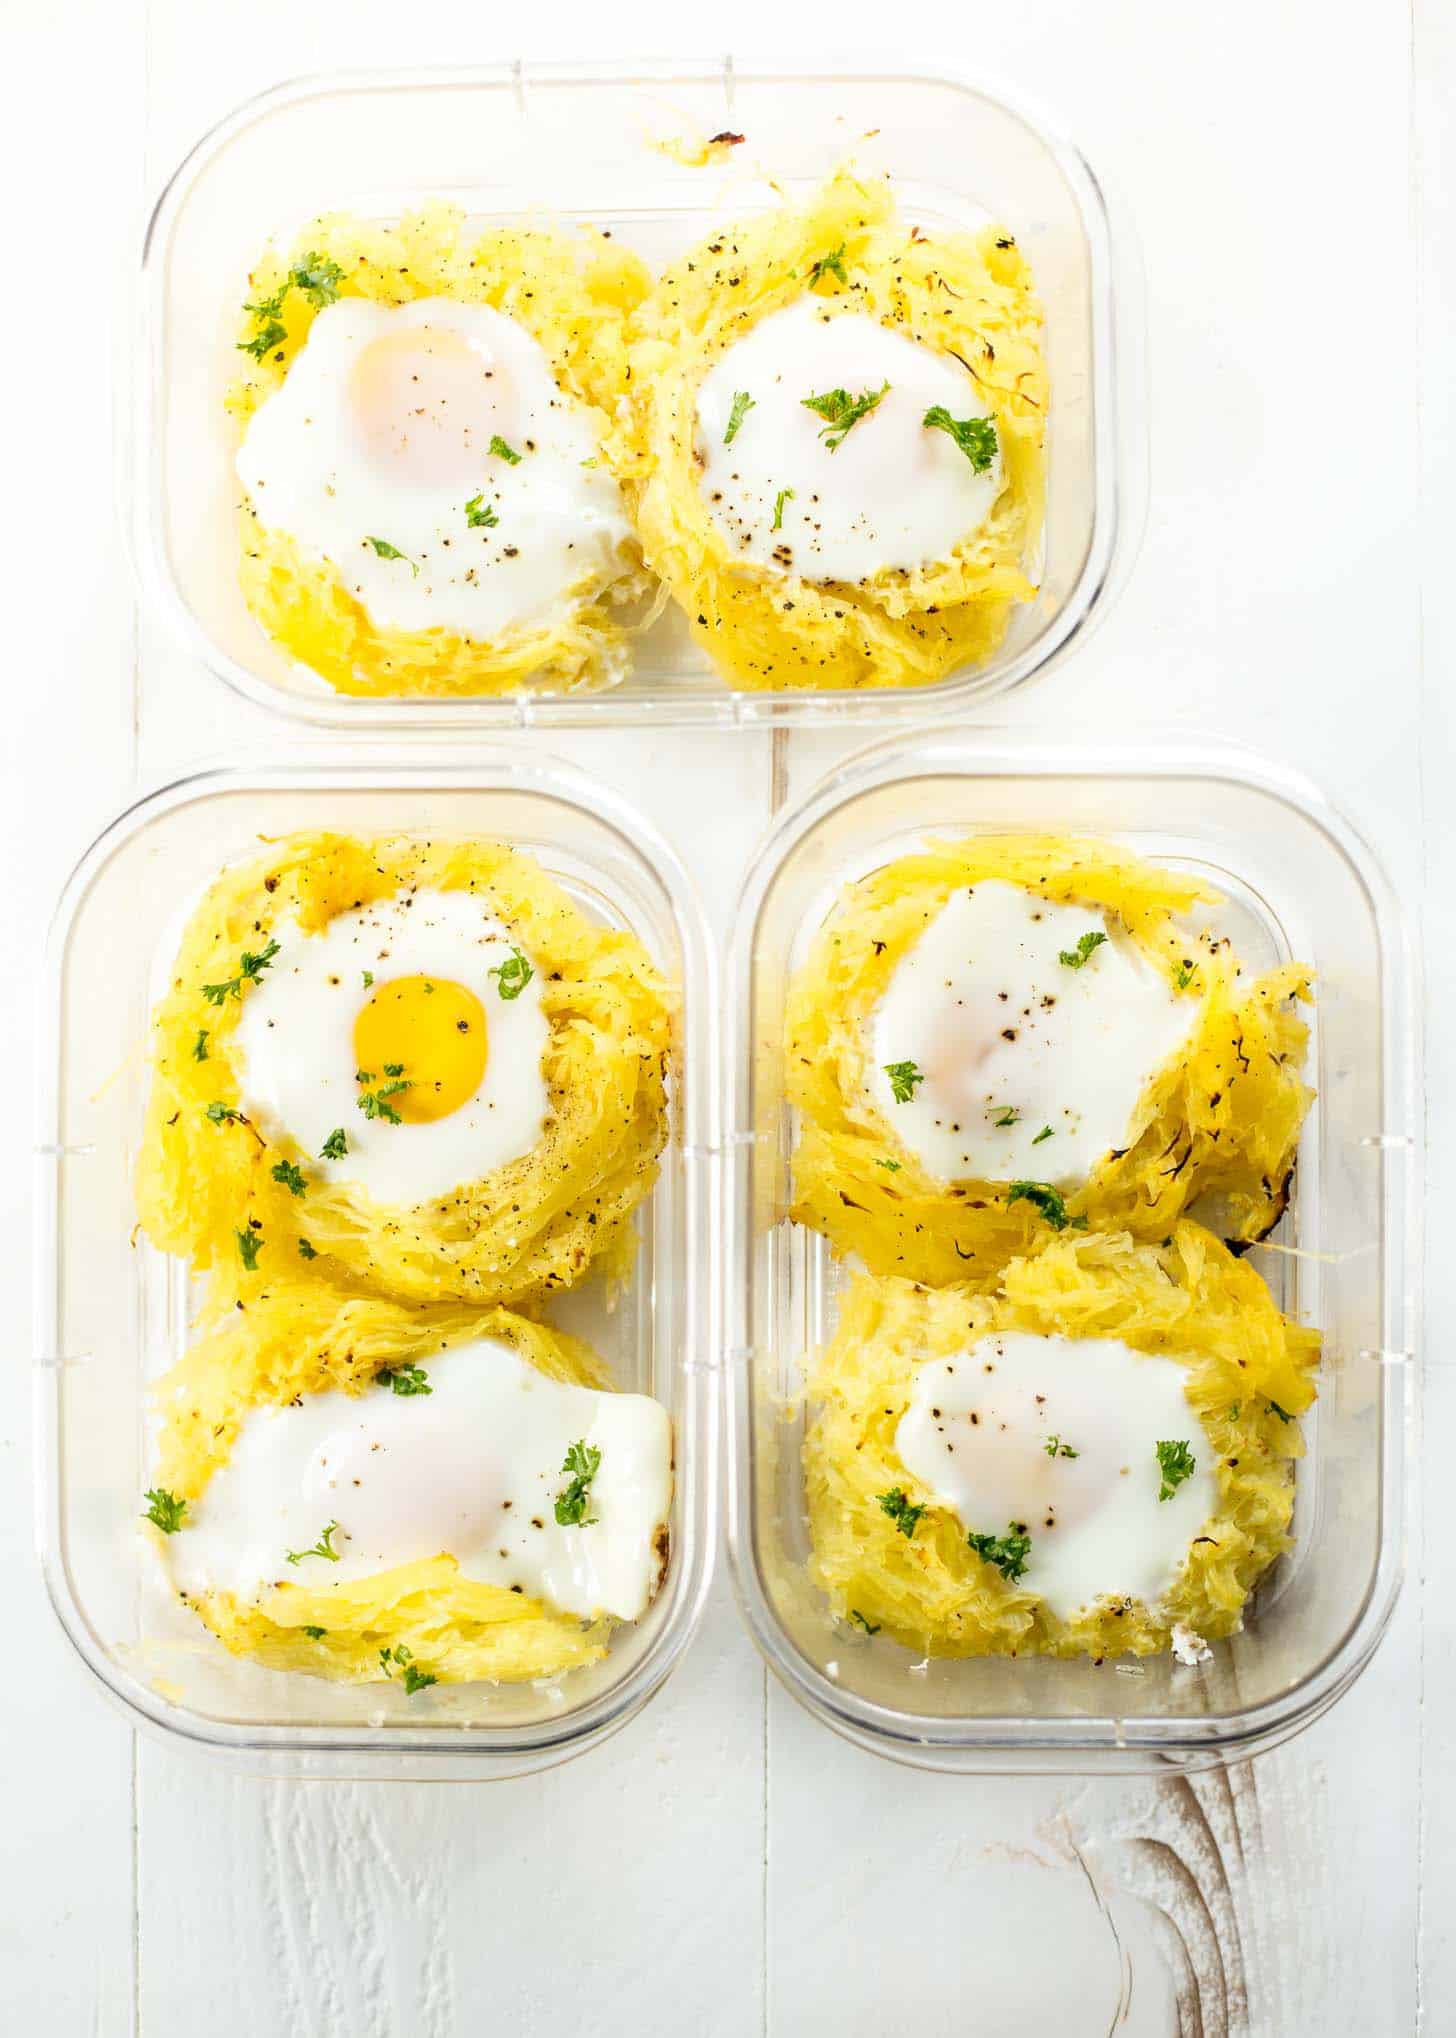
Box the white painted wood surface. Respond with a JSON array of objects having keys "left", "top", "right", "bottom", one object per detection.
[{"left": 1, "top": 1, "right": 1435, "bottom": 2030}]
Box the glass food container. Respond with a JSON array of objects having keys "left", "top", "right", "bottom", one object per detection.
[
  {"left": 36, "top": 751, "right": 716, "bottom": 1778},
  {"left": 131, "top": 59, "right": 1138, "bottom": 729},
  {"left": 724, "top": 731, "right": 1418, "bottom": 1772}
]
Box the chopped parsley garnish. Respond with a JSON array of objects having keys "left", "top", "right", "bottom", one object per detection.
[
  {"left": 302, "top": 1625, "right": 327, "bottom": 1640},
  {"left": 142, "top": 1488, "right": 187, "bottom": 1534},
  {"left": 205, "top": 1101, "right": 245, "bottom": 1126},
  {"left": 1175, "top": 962, "right": 1197, "bottom": 990},
  {"left": 289, "top": 253, "right": 344, "bottom": 307},
  {"left": 384, "top": 1364, "right": 432, "bottom": 1397},
  {"left": 876, "top": 1158, "right": 902, "bottom": 1172},
  {"left": 365, "top": 536, "right": 418, "bottom": 574},
  {"left": 771, "top": 486, "right": 794, "bottom": 531},
  {"left": 237, "top": 254, "right": 342, "bottom": 358},
  {"left": 1033, "top": 1125, "right": 1054, "bottom": 1144},
  {"left": 967, "top": 1525, "right": 1032, "bottom": 1581},
  {"left": 1155, "top": 1439, "right": 1196, "bottom": 1501},
  {"left": 883, "top": 1060, "right": 924, "bottom": 1104},
  {"left": 489, "top": 434, "right": 522, "bottom": 464},
  {"left": 202, "top": 938, "right": 279, "bottom": 1005},
  {"left": 1043, "top": 1435, "right": 1079, "bottom": 1459},
  {"left": 465, "top": 494, "right": 499, "bottom": 528},
  {"left": 876, "top": 1487, "right": 924, "bottom": 1539},
  {"left": 488, "top": 947, "right": 534, "bottom": 1000},
  {"left": 356, "top": 1070, "right": 412, "bottom": 1123},
  {"left": 236, "top": 1228, "right": 262, "bottom": 1271},
  {"left": 554, "top": 1440, "right": 602, "bottom": 1526},
  {"left": 1267, "top": 1399, "right": 1295, "bottom": 1424},
  {"left": 802, "top": 381, "right": 889, "bottom": 450},
  {"left": 297, "top": 1239, "right": 318, "bottom": 1260},
  {"left": 1058, "top": 930, "right": 1108, "bottom": 970},
  {"left": 378, "top": 1643, "right": 437, "bottom": 1693},
  {"left": 991, "top": 1106, "right": 1020, "bottom": 1128},
  {"left": 849, "top": 1609, "right": 881, "bottom": 1634},
  {"left": 1007, "top": 1180, "right": 1082, "bottom": 1230},
  {"left": 320, "top": 1127, "right": 347, "bottom": 1160},
  {"left": 724, "top": 389, "right": 756, "bottom": 445},
  {"left": 809, "top": 243, "right": 848, "bottom": 286},
  {"left": 922, "top": 405, "right": 998, "bottom": 473},
  {"left": 286, "top": 1521, "right": 342, "bottom": 1565},
  {"left": 238, "top": 312, "right": 287, "bottom": 361},
  {"left": 192, "top": 1030, "right": 209, "bottom": 1062},
  {"left": 271, "top": 1158, "right": 307, "bottom": 1198},
  {"left": 362, "top": 971, "right": 374, "bottom": 989}
]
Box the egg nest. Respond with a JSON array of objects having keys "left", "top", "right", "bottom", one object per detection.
[
  {"left": 150, "top": 1277, "right": 630, "bottom": 1685},
  {"left": 805, "top": 1223, "right": 1318, "bottom": 1659},
  {"left": 614, "top": 165, "right": 1046, "bottom": 692},
  {"left": 135, "top": 831, "right": 671, "bottom": 1307},
  {"left": 228, "top": 204, "right": 651, "bottom": 698},
  {"left": 785, "top": 832, "right": 1313, "bottom": 1286}
]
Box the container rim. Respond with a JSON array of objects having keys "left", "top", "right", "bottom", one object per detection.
[
  {"left": 722, "top": 726, "right": 1421, "bottom": 1771},
  {"left": 34, "top": 747, "right": 719, "bottom": 1775},
  {"left": 129, "top": 54, "right": 1134, "bottom": 729}
]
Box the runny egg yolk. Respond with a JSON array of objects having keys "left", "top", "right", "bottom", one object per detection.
[
  {"left": 352, "top": 975, "right": 488, "bottom": 1124},
  {"left": 347, "top": 325, "right": 517, "bottom": 489}
]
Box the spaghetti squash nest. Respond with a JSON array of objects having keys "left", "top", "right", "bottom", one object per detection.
[
  {"left": 147, "top": 1277, "right": 627, "bottom": 1685},
  {"left": 614, "top": 166, "right": 1046, "bottom": 692},
  {"left": 804, "top": 1225, "right": 1318, "bottom": 1659},
  {"left": 228, "top": 203, "right": 652, "bottom": 697},
  {"left": 135, "top": 830, "right": 671, "bottom": 1308},
  {"left": 786, "top": 832, "right": 1313, "bottom": 1287}
]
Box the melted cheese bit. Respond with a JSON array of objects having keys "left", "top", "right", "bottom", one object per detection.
[
  {"left": 166, "top": 1337, "right": 672, "bottom": 1623},
  {"left": 695, "top": 298, "right": 1003, "bottom": 583},
  {"left": 233, "top": 888, "right": 549, "bottom": 1209},
  {"left": 237, "top": 297, "right": 634, "bottom": 638},
  {"left": 868, "top": 881, "right": 1197, "bottom": 1186},
  {"left": 895, "top": 1332, "right": 1217, "bottom": 1619}
]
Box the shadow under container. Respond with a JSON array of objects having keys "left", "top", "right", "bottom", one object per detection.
[
  {"left": 725, "top": 732, "right": 1417, "bottom": 1772},
  {"left": 134, "top": 59, "right": 1134, "bottom": 728},
  {"left": 37, "top": 753, "right": 716, "bottom": 1779}
]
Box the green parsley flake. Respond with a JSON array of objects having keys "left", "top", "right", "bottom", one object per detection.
[
  {"left": 365, "top": 536, "right": 418, "bottom": 574},
  {"left": 142, "top": 1488, "right": 187, "bottom": 1535},
  {"left": 849, "top": 1609, "right": 881, "bottom": 1634},
  {"left": 724, "top": 390, "right": 756, "bottom": 445},
  {"left": 465, "top": 495, "right": 498, "bottom": 528},
  {"left": 202, "top": 938, "right": 279, "bottom": 1006},
  {"left": 302, "top": 1626, "right": 327, "bottom": 1640},
  {"left": 320, "top": 1128, "right": 347, "bottom": 1160},
  {"left": 488, "top": 947, "right": 534, "bottom": 1000},
  {"left": 1033, "top": 1125, "right": 1054, "bottom": 1144},
  {"left": 1155, "top": 1439, "right": 1196, "bottom": 1501},
  {"left": 876, "top": 1158, "right": 902, "bottom": 1173},
  {"left": 385, "top": 1365, "right": 432, "bottom": 1398},
  {"left": 967, "top": 1525, "right": 1032, "bottom": 1581},
  {"left": 271, "top": 1159, "right": 307, "bottom": 1198},
  {"left": 1175, "top": 962, "right": 1197, "bottom": 990},
  {"left": 771, "top": 486, "right": 794, "bottom": 531},
  {"left": 554, "top": 1440, "right": 602, "bottom": 1526},
  {"left": 801, "top": 381, "right": 889, "bottom": 450},
  {"left": 192, "top": 1030, "right": 209, "bottom": 1063},
  {"left": 1059, "top": 930, "right": 1108, "bottom": 970},
  {"left": 489, "top": 435, "right": 522, "bottom": 464},
  {"left": 297, "top": 1239, "right": 319, "bottom": 1261},
  {"left": 205, "top": 1101, "right": 245, "bottom": 1127},
  {"left": 286, "top": 1521, "right": 342, "bottom": 1565},
  {"left": 922, "top": 405, "right": 998, "bottom": 473},
  {"left": 356, "top": 1070, "right": 412, "bottom": 1123},
  {"left": 1043, "top": 1435, "right": 1079, "bottom": 1459},
  {"left": 809, "top": 243, "right": 848, "bottom": 286},
  {"left": 883, "top": 1060, "right": 924, "bottom": 1104},
  {"left": 236, "top": 1228, "right": 262, "bottom": 1271},
  {"left": 1007, "top": 1180, "right": 1082, "bottom": 1230},
  {"left": 991, "top": 1106, "right": 1019, "bottom": 1128},
  {"left": 876, "top": 1487, "right": 924, "bottom": 1539}
]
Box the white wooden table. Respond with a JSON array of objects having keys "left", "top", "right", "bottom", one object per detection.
[{"left": 2, "top": 3, "right": 1440, "bottom": 2030}]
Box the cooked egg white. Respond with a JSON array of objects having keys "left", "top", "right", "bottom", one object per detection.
[
  {"left": 234, "top": 888, "right": 549, "bottom": 1208},
  {"left": 868, "top": 882, "right": 1197, "bottom": 1185},
  {"left": 237, "top": 297, "right": 634, "bottom": 639},
  {"left": 166, "top": 1335, "right": 672, "bottom": 1623},
  {"left": 896, "top": 1331, "right": 1216, "bottom": 1618},
  {"left": 695, "top": 298, "right": 1002, "bottom": 584}
]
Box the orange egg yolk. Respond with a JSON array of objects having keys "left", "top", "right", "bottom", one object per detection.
[
  {"left": 352, "top": 975, "right": 488, "bottom": 1124},
  {"left": 347, "top": 325, "right": 516, "bottom": 489}
]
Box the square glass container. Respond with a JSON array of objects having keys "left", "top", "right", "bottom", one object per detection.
[
  {"left": 132, "top": 58, "right": 1136, "bottom": 729},
  {"left": 725, "top": 732, "right": 1418, "bottom": 1772},
  {"left": 36, "top": 751, "right": 716, "bottom": 1778}
]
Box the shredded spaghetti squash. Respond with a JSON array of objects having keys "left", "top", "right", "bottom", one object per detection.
[
  {"left": 229, "top": 203, "right": 651, "bottom": 697},
  {"left": 135, "top": 831, "right": 671, "bottom": 1307},
  {"left": 805, "top": 1225, "right": 1318, "bottom": 1658},
  {"left": 150, "top": 1277, "right": 619, "bottom": 1685},
  {"left": 786, "top": 832, "right": 1312, "bottom": 1286},
  {"left": 614, "top": 165, "right": 1046, "bottom": 692}
]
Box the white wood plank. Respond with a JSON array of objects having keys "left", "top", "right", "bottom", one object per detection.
[{"left": 1, "top": 2, "right": 149, "bottom": 2029}]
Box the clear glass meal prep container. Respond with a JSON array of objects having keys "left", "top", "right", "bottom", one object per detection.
[
  {"left": 725, "top": 732, "right": 1419, "bottom": 1773},
  {"left": 35, "top": 751, "right": 716, "bottom": 1779},
  {"left": 131, "top": 58, "right": 1139, "bottom": 730}
]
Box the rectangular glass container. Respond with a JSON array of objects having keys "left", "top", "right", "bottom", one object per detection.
[
  {"left": 725, "top": 732, "right": 1418, "bottom": 1772},
  {"left": 36, "top": 752, "right": 716, "bottom": 1778},
  {"left": 132, "top": 59, "right": 1135, "bottom": 729}
]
